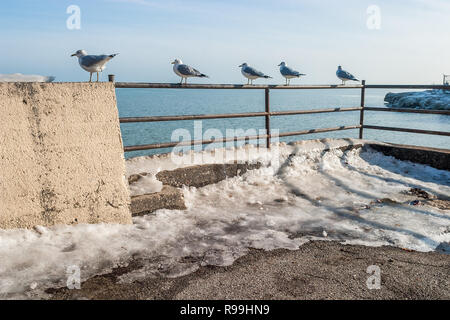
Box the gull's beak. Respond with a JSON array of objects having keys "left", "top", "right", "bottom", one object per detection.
[
  {"left": 238, "top": 64, "right": 243, "bottom": 67},
  {"left": 71, "top": 53, "right": 76, "bottom": 57},
  {"left": 278, "top": 63, "right": 281, "bottom": 66},
  {"left": 171, "top": 61, "right": 175, "bottom": 64}
]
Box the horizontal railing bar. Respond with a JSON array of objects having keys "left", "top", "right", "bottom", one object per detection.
[
  {"left": 277, "top": 125, "right": 361, "bottom": 138},
  {"left": 115, "top": 82, "right": 449, "bottom": 90},
  {"left": 365, "top": 85, "right": 449, "bottom": 90},
  {"left": 123, "top": 125, "right": 361, "bottom": 152},
  {"left": 120, "top": 112, "right": 267, "bottom": 123},
  {"left": 364, "top": 107, "right": 450, "bottom": 115},
  {"left": 124, "top": 125, "right": 449, "bottom": 152},
  {"left": 271, "top": 107, "right": 362, "bottom": 116},
  {"left": 120, "top": 107, "right": 362, "bottom": 123},
  {"left": 115, "top": 82, "right": 363, "bottom": 89},
  {"left": 124, "top": 134, "right": 267, "bottom": 152},
  {"left": 363, "top": 125, "right": 450, "bottom": 136}
]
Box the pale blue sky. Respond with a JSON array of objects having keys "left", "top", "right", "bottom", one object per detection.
[{"left": 1, "top": 0, "right": 449, "bottom": 83}]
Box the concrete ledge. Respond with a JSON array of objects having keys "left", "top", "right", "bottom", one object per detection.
[
  {"left": 131, "top": 186, "right": 186, "bottom": 216},
  {"left": 0, "top": 82, "right": 132, "bottom": 229},
  {"left": 366, "top": 143, "right": 450, "bottom": 171},
  {"left": 156, "top": 162, "right": 262, "bottom": 188},
  {"left": 129, "top": 162, "right": 263, "bottom": 216}
]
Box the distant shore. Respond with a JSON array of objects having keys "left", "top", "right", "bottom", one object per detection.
[{"left": 385, "top": 89, "right": 450, "bottom": 110}]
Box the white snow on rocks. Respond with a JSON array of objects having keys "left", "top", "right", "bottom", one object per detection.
[
  {"left": 384, "top": 89, "right": 450, "bottom": 110},
  {"left": 0, "top": 139, "right": 449, "bottom": 299},
  {"left": 125, "top": 139, "right": 364, "bottom": 196},
  {"left": 128, "top": 174, "right": 163, "bottom": 196}
]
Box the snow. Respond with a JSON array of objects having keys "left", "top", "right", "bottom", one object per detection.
[
  {"left": 128, "top": 174, "right": 163, "bottom": 196},
  {"left": 125, "top": 138, "right": 364, "bottom": 195},
  {"left": 0, "top": 73, "right": 55, "bottom": 83},
  {"left": 384, "top": 89, "right": 450, "bottom": 110},
  {"left": 1, "top": 139, "right": 449, "bottom": 299}
]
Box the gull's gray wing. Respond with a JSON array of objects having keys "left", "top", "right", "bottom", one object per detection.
[
  {"left": 281, "top": 65, "right": 304, "bottom": 77},
  {"left": 243, "top": 65, "right": 266, "bottom": 77},
  {"left": 177, "top": 64, "right": 203, "bottom": 76},
  {"left": 337, "top": 69, "right": 358, "bottom": 80},
  {"left": 80, "top": 55, "right": 111, "bottom": 68}
]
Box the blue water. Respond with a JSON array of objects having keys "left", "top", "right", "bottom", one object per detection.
[{"left": 116, "top": 88, "right": 449, "bottom": 158}]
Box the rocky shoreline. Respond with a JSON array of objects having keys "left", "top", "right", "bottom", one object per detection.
[{"left": 384, "top": 89, "right": 450, "bottom": 110}]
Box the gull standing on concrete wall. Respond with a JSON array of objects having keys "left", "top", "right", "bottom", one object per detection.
[
  {"left": 336, "top": 66, "right": 359, "bottom": 85},
  {"left": 71, "top": 50, "right": 118, "bottom": 82},
  {"left": 278, "top": 62, "right": 306, "bottom": 86},
  {"left": 171, "top": 59, "right": 209, "bottom": 84},
  {"left": 239, "top": 63, "right": 271, "bottom": 85}
]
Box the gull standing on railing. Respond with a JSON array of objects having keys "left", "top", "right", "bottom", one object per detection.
[
  {"left": 239, "top": 63, "right": 271, "bottom": 85},
  {"left": 278, "top": 62, "right": 306, "bottom": 86},
  {"left": 71, "top": 50, "right": 118, "bottom": 82},
  {"left": 336, "top": 66, "right": 359, "bottom": 85},
  {"left": 171, "top": 59, "right": 208, "bottom": 84}
]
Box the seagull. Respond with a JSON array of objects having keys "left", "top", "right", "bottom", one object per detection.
[
  {"left": 0, "top": 73, "right": 55, "bottom": 82},
  {"left": 171, "top": 59, "right": 208, "bottom": 84},
  {"left": 278, "top": 62, "right": 306, "bottom": 85},
  {"left": 239, "top": 63, "right": 271, "bottom": 85},
  {"left": 336, "top": 66, "right": 359, "bottom": 85},
  {"left": 71, "top": 50, "right": 118, "bottom": 82}
]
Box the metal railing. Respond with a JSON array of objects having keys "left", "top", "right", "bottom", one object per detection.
[{"left": 114, "top": 80, "right": 450, "bottom": 153}]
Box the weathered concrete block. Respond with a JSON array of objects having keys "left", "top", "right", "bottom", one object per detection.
[
  {"left": 131, "top": 186, "right": 186, "bottom": 216},
  {"left": 0, "top": 82, "right": 132, "bottom": 229},
  {"left": 156, "top": 162, "right": 262, "bottom": 188},
  {"left": 366, "top": 143, "right": 450, "bottom": 171}
]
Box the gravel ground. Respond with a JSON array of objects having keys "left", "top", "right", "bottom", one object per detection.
[{"left": 47, "top": 241, "right": 450, "bottom": 300}]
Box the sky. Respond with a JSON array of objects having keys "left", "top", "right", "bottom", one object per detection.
[{"left": 0, "top": 0, "right": 449, "bottom": 84}]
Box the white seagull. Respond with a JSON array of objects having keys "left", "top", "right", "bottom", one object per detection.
[
  {"left": 278, "top": 62, "right": 306, "bottom": 85},
  {"left": 171, "top": 59, "right": 208, "bottom": 84},
  {"left": 71, "top": 50, "right": 118, "bottom": 82},
  {"left": 239, "top": 63, "right": 271, "bottom": 85},
  {"left": 336, "top": 66, "right": 359, "bottom": 85}
]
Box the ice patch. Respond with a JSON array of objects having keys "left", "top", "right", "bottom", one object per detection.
[
  {"left": 129, "top": 174, "right": 163, "bottom": 196},
  {"left": 0, "top": 141, "right": 449, "bottom": 299}
]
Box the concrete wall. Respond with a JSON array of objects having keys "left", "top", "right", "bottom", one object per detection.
[
  {"left": 0, "top": 82, "right": 132, "bottom": 229},
  {"left": 367, "top": 143, "right": 450, "bottom": 171}
]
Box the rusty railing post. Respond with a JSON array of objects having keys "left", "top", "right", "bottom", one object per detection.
[
  {"left": 265, "top": 88, "right": 271, "bottom": 148},
  {"left": 359, "top": 80, "right": 366, "bottom": 139}
]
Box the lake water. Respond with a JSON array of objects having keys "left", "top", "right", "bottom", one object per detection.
[{"left": 116, "top": 88, "right": 449, "bottom": 159}]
